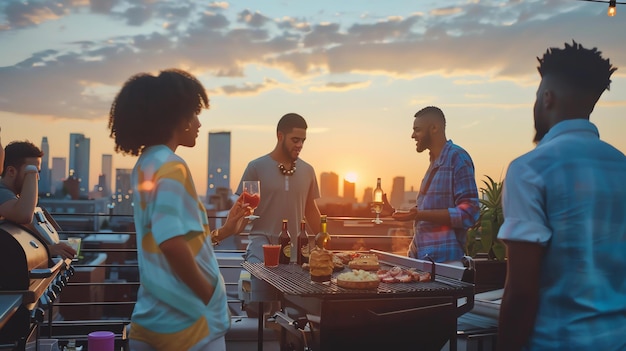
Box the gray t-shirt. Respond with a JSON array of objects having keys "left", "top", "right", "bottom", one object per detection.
[
  {"left": 0, "top": 182, "right": 17, "bottom": 210},
  {"left": 236, "top": 154, "right": 320, "bottom": 263}
]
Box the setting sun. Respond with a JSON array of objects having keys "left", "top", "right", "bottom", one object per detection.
[{"left": 344, "top": 172, "right": 358, "bottom": 183}]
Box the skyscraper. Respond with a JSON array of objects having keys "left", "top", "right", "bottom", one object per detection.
[
  {"left": 114, "top": 168, "right": 133, "bottom": 215},
  {"left": 39, "top": 137, "right": 51, "bottom": 195},
  {"left": 51, "top": 157, "right": 66, "bottom": 195},
  {"left": 101, "top": 154, "right": 112, "bottom": 196},
  {"left": 69, "top": 133, "right": 90, "bottom": 198},
  {"left": 206, "top": 131, "right": 231, "bottom": 199},
  {"left": 390, "top": 176, "right": 406, "bottom": 209},
  {"left": 320, "top": 172, "right": 339, "bottom": 198},
  {"left": 343, "top": 179, "right": 356, "bottom": 203},
  {"left": 362, "top": 187, "right": 373, "bottom": 204}
]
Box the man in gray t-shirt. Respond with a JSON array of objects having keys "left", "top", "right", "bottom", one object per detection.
[{"left": 236, "top": 113, "right": 322, "bottom": 264}]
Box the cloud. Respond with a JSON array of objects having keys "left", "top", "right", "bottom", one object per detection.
[
  {"left": 309, "top": 80, "right": 371, "bottom": 92},
  {"left": 219, "top": 78, "right": 280, "bottom": 95},
  {"left": 237, "top": 9, "right": 272, "bottom": 28},
  {"left": 1, "top": 0, "right": 625, "bottom": 122},
  {"left": 2, "top": 0, "right": 68, "bottom": 29}
]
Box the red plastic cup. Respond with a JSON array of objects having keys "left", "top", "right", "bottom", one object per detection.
[
  {"left": 262, "top": 244, "right": 281, "bottom": 267},
  {"left": 88, "top": 331, "right": 114, "bottom": 351}
]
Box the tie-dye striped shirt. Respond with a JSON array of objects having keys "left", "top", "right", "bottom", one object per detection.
[{"left": 129, "top": 145, "right": 230, "bottom": 350}]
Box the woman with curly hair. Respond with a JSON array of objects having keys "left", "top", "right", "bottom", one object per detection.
[{"left": 108, "top": 69, "right": 251, "bottom": 351}]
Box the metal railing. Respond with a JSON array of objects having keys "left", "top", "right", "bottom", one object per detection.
[{"left": 42, "top": 212, "right": 413, "bottom": 348}]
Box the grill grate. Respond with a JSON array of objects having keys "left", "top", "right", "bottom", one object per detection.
[{"left": 242, "top": 262, "right": 468, "bottom": 298}]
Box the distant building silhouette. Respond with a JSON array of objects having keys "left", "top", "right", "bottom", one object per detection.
[
  {"left": 51, "top": 157, "right": 66, "bottom": 196},
  {"left": 69, "top": 133, "right": 90, "bottom": 198},
  {"left": 207, "top": 131, "right": 231, "bottom": 199},
  {"left": 362, "top": 186, "right": 373, "bottom": 204},
  {"left": 402, "top": 186, "right": 419, "bottom": 209},
  {"left": 102, "top": 154, "right": 112, "bottom": 196},
  {"left": 320, "top": 172, "right": 339, "bottom": 198},
  {"left": 38, "top": 197, "right": 109, "bottom": 232},
  {"left": 63, "top": 176, "right": 80, "bottom": 200},
  {"left": 343, "top": 179, "right": 356, "bottom": 203},
  {"left": 40, "top": 137, "right": 51, "bottom": 195},
  {"left": 390, "top": 176, "right": 405, "bottom": 209},
  {"left": 113, "top": 168, "right": 133, "bottom": 215}
]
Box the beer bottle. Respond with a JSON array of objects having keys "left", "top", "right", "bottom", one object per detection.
[
  {"left": 315, "top": 215, "right": 330, "bottom": 250},
  {"left": 297, "top": 219, "right": 310, "bottom": 265},
  {"left": 279, "top": 219, "right": 291, "bottom": 264}
]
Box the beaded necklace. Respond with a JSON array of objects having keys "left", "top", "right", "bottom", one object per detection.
[{"left": 278, "top": 161, "right": 297, "bottom": 176}]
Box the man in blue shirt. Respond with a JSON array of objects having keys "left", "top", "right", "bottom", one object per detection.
[
  {"left": 388, "top": 106, "right": 480, "bottom": 264},
  {"left": 497, "top": 41, "right": 626, "bottom": 350}
]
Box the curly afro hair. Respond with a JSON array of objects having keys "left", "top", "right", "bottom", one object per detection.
[{"left": 108, "top": 68, "right": 209, "bottom": 156}]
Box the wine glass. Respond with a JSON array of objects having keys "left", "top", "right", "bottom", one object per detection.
[
  {"left": 242, "top": 180, "right": 261, "bottom": 220},
  {"left": 372, "top": 201, "right": 383, "bottom": 224}
]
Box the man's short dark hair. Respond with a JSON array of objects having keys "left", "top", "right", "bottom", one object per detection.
[
  {"left": 537, "top": 40, "right": 617, "bottom": 99},
  {"left": 277, "top": 113, "right": 308, "bottom": 134},
  {"left": 414, "top": 106, "right": 446, "bottom": 127},
  {"left": 2, "top": 141, "right": 43, "bottom": 177}
]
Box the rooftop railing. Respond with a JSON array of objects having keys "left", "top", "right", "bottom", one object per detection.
[{"left": 40, "top": 211, "right": 413, "bottom": 350}]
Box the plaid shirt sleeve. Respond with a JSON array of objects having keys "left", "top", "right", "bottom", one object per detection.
[{"left": 449, "top": 150, "right": 480, "bottom": 230}]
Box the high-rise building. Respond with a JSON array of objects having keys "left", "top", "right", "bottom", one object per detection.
[
  {"left": 39, "top": 137, "right": 51, "bottom": 195},
  {"left": 113, "top": 168, "right": 133, "bottom": 215},
  {"left": 51, "top": 157, "right": 66, "bottom": 195},
  {"left": 320, "top": 172, "right": 339, "bottom": 198},
  {"left": 206, "top": 131, "right": 231, "bottom": 199},
  {"left": 362, "top": 186, "right": 373, "bottom": 204},
  {"left": 390, "top": 176, "right": 406, "bottom": 209},
  {"left": 343, "top": 179, "right": 356, "bottom": 203},
  {"left": 101, "top": 154, "right": 113, "bottom": 196},
  {"left": 69, "top": 133, "right": 90, "bottom": 198}
]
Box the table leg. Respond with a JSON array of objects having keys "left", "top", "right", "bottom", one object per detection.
[{"left": 258, "top": 301, "right": 264, "bottom": 351}]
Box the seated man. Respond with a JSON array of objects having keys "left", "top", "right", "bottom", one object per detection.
[{"left": 0, "top": 140, "right": 75, "bottom": 259}]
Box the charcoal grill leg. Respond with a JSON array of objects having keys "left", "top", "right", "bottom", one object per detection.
[
  {"left": 258, "top": 301, "right": 264, "bottom": 351},
  {"left": 450, "top": 323, "right": 457, "bottom": 351}
]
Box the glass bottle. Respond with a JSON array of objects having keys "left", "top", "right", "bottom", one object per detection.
[
  {"left": 315, "top": 215, "right": 330, "bottom": 250},
  {"left": 372, "top": 178, "right": 384, "bottom": 224},
  {"left": 297, "top": 219, "right": 310, "bottom": 265},
  {"left": 279, "top": 219, "right": 291, "bottom": 264}
]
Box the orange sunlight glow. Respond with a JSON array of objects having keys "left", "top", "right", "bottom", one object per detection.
[{"left": 344, "top": 172, "right": 358, "bottom": 183}]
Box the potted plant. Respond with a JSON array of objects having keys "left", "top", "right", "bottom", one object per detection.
[{"left": 465, "top": 175, "right": 507, "bottom": 292}]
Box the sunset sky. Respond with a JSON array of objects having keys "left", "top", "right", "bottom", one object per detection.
[{"left": 1, "top": 0, "right": 625, "bottom": 201}]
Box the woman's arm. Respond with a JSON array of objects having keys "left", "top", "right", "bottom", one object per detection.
[{"left": 160, "top": 236, "right": 215, "bottom": 305}]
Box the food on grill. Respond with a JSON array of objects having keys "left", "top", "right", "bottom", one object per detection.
[
  {"left": 334, "top": 251, "right": 360, "bottom": 264},
  {"left": 309, "top": 248, "right": 334, "bottom": 282},
  {"left": 348, "top": 254, "right": 380, "bottom": 271},
  {"left": 332, "top": 254, "right": 345, "bottom": 271},
  {"left": 377, "top": 267, "right": 432, "bottom": 283},
  {"left": 336, "top": 269, "right": 380, "bottom": 290}
]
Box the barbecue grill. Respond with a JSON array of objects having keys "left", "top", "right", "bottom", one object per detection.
[
  {"left": 0, "top": 219, "right": 72, "bottom": 350},
  {"left": 243, "top": 249, "right": 475, "bottom": 351}
]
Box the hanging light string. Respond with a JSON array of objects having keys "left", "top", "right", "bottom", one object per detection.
[{"left": 278, "top": 161, "right": 297, "bottom": 176}]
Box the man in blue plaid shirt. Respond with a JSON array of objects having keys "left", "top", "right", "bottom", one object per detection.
[{"left": 388, "top": 106, "right": 480, "bottom": 264}]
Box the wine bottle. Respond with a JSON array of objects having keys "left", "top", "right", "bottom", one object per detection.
[
  {"left": 373, "top": 178, "right": 384, "bottom": 205},
  {"left": 297, "top": 219, "right": 310, "bottom": 265},
  {"left": 279, "top": 219, "right": 291, "bottom": 264},
  {"left": 315, "top": 215, "right": 330, "bottom": 250}
]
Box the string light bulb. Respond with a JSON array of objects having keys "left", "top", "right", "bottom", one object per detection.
[{"left": 608, "top": 0, "right": 617, "bottom": 16}]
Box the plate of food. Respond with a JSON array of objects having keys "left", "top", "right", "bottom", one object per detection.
[{"left": 336, "top": 269, "right": 380, "bottom": 290}]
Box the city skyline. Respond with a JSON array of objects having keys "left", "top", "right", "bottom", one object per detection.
[
  {"left": 1, "top": 1, "right": 625, "bottom": 200},
  {"left": 34, "top": 131, "right": 416, "bottom": 203}
]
